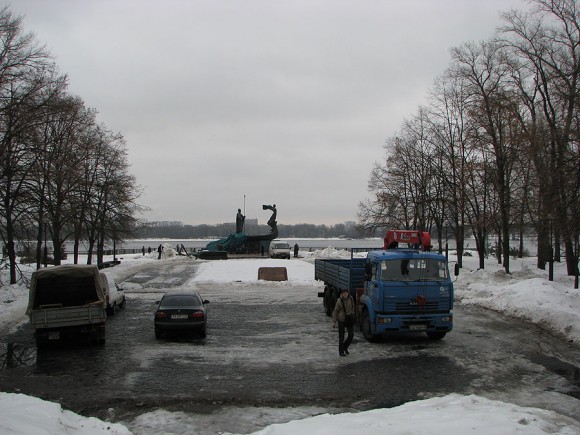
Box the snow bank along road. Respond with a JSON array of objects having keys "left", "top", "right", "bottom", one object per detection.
[{"left": 1, "top": 258, "right": 579, "bottom": 433}]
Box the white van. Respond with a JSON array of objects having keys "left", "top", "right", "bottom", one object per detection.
[
  {"left": 100, "top": 272, "right": 126, "bottom": 315},
  {"left": 269, "top": 241, "right": 291, "bottom": 259}
]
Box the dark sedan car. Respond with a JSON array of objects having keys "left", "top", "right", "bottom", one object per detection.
[{"left": 154, "top": 291, "right": 209, "bottom": 338}]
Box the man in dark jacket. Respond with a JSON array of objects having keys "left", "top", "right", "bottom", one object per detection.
[{"left": 332, "top": 289, "right": 355, "bottom": 356}]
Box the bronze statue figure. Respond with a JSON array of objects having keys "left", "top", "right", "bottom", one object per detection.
[
  {"left": 262, "top": 204, "right": 277, "bottom": 232},
  {"left": 236, "top": 208, "right": 245, "bottom": 233}
]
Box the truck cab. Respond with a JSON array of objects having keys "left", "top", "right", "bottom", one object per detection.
[{"left": 360, "top": 249, "right": 453, "bottom": 340}]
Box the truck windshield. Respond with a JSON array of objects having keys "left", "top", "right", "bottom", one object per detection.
[{"left": 380, "top": 259, "right": 448, "bottom": 281}]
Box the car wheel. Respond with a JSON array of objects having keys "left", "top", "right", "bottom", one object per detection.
[
  {"left": 155, "top": 327, "right": 162, "bottom": 339},
  {"left": 200, "top": 327, "right": 207, "bottom": 338},
  {"left": 119, "top": 297, "right": 126, "bottom": 309},
  {"left": 107, "top": 303, "right": 116, "bottom": 316}
]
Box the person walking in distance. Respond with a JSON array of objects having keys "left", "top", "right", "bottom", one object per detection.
[{"left": 332, "top": 289, "right": 355, "bottom": 356}]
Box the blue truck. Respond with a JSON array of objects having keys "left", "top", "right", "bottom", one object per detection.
[{"left": 315, "top": 230, "right": 455, "bottom": 341}]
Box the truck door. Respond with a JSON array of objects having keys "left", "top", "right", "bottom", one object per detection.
[{"left": 365, "top": 260, "right": 380, "bottom": 310}]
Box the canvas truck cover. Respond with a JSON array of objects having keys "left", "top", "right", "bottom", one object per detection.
[{"left": 26, "top": 264, "right": 105, "bottom": 315}]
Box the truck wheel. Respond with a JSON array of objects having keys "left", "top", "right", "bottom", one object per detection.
[
  {"left": 329, "top": 291, "right": 338, "bottom": 316},
  {"left": 323, "top": 287, "right": 332, "bottom": 316},
  {"left": 361, "top": 309, "right": 378, "bottom": 342},
  {"left": 96, "top": 328, "right": 106, "bottom": 345},
  {"left": 427, "top": 331, "right": 446, "bottom": 340},
  {"left": 35, "top": 336, "right": 47, "bottom": 348}
]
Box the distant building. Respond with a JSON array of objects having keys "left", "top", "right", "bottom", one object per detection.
[{"left": 149, "top": 221, "right": 183, "bottom": 228}]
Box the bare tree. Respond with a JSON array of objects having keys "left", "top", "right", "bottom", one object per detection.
[
  {"left": 0, "top": 6, "right": 143, "bottom": 279},
  {"left": 79, "top": 127, "right": 141, "bottom": 265},
  {"left": 40, "top": 95, "right": 95, "bottom": 265},
  {"left": 426, "top": 74, "right": 474, "bottom": 265},
  {"left": 0, "top": 7, "right": 56, "bottom": 283},
  {"left": 450, "top": 40, "right": 523, "bottom": 274},
  {"left": 359, "top": 107, "right": 443, "bottom": 245},
  {"left": 500, "top": 0, "right": 580, "bottom": 276}
]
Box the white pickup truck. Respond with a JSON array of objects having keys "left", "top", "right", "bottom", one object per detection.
[{"left": 26, "top": 265, "right": 107, "bottom": 345}]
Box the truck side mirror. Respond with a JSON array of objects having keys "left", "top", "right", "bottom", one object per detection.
[{"left": 454, "top": 264, "right": 460, "bottom": 276}]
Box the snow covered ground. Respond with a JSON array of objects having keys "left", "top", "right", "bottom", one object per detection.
[{"left": 0, "top": 245, "right": 579, "bottom": 434}]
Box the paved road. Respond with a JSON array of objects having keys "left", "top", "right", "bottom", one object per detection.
[{"left": 1, "top": 258, "right": 579, "bottom": 433}]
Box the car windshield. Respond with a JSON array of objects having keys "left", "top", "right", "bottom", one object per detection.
[
  {"left": 161, "top": 294, "right": 201, "bottom": 307},
  {"left": 380, "top": 259, "right": 448, "bottom": 281},
  {"left": 274, "top": 243, "right": 289, "bottom": 249}
]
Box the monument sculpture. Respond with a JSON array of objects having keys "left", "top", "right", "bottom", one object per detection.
[{"left": 201, "top": 203, "right": 278, "bottom": 255}]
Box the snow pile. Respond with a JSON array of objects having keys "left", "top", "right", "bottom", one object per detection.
[
  {"left": 250, "top": 394, "right": 580, "bottom": 435},
  {"left": 301, "top": 247, "right": 352, "bottom": 258},
  {"left": 0, "top": 393, "right": 131, "bottom": 435},
  {"left": 301, "top": 246, "right": 369, "bottom": 259},
  {"left": 1, "top": 391, "right": 578, "bottom": 434},
  {"left": 456, "top": 257, "right": 580, "bottom": 344},
  {"left": 0, "top": 282, "right": 30, "bottom": 334}
]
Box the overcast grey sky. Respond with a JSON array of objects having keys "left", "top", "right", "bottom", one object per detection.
[{"left": 8, "top": 0, "right": 528, "bottom": 226}]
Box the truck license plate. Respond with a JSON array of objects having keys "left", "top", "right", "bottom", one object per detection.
[
  {"left": 409, "top": 324, "right": 426, "bottom": 330},
  {"left": 171, "top": 314, "right": 188, "bottom": 319},
  {"left": 48, "top": 331, "right": 60, "bottom": 340}
]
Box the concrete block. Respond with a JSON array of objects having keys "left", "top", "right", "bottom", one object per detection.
[{"left": 258, "top": 267, "right": 288, "bottom": 281}]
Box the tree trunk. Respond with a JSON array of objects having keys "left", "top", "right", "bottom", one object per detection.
[
  {"left": 502, "top": 223, "right": 511, "bottom": 274},
  {"left": 455, "top": 225, "right": 464, "bottom": 268},
  {"left": 537, "top": 221, "right": 550, "bottom": 269},
  {"left": 35, "top": 222, "right": 43, "bottom": 270},
  {"left": 474, "top": 227, "right": 486, "bottom": 270},
  {"left": 6, "top": 236, "right": 17, "bottom": 285},
  {"left": 97, "top": 229, "right": 105, "bottom": 265},
  {"left": 86, "top": 237, "right": 95, "bottom": 265},
  {"left": 565, "top": 238, "right": 577, "bottom": 276}
]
